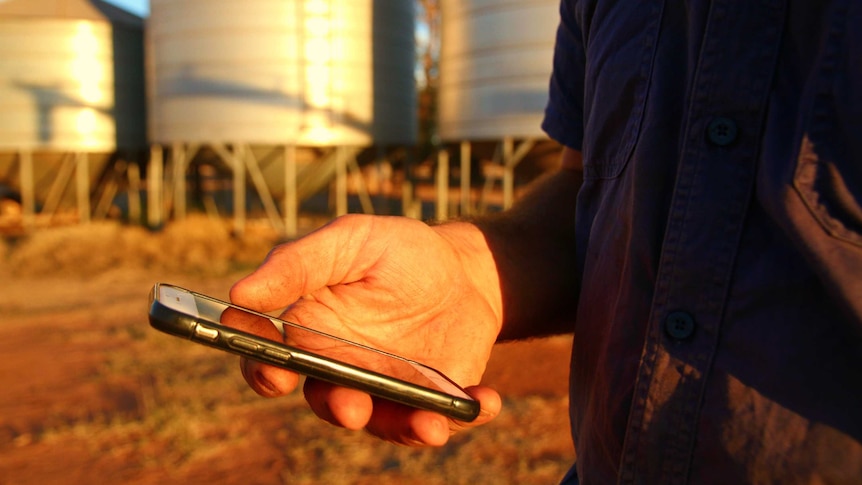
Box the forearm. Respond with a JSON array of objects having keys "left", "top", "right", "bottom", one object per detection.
[{"left": 434, "top": 148, "right": 583, "bottom": 341}]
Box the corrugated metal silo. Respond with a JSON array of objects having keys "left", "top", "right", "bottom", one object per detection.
[
  {"left": 147, "top": 0, "right": 417, "bottom": 146},
  {"left": 437, "top": 0, "right": 558, "bottom": 141},
  {"left": 0, "top": 0, "right": 146, "bottom": 226},
  {"left": 145, "top": 0, "right": 417, "bottom": 234},
  {"left": 430, "top": 0, "right": 560, "bottom": 219},
  {"left": 0, "top": 0, "right": 145, "bottom": 151}
]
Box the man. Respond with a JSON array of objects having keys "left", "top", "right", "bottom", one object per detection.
[{"left": 230, "top": 1, "right": 861, "bottom": 482}]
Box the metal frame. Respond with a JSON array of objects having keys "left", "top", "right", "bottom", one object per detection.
[
  {"left": 146, "top": 142, "right": 383, "bottom": 237},
  {"left": 13, "top": 149, "right": 93, "bottom": 229},
  {"left": 434, "top": 136, "right": 538, "bottom": 220}
]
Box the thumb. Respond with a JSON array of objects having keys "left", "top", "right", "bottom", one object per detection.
[{"left": 229, "top": 215, "right": 379, "bottom": 312}]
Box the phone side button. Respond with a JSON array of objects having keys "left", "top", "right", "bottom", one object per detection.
[
  {"left": 262, "top": 347, "right": 292, "bottom": 362},
  {"left": 228, "top": 337, "right": 261, "bottom": 352},
  {"left": 193, "top": 325, "right": 219, "bottom": 342}
]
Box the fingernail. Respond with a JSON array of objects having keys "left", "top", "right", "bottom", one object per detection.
[
  {"left": 402, "top": 436, "right": 428, "bottom": 447},
  {"left": 479, "top": 407, "right": 496, "bottom": 418}
]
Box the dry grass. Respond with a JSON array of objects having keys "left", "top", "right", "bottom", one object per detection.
[
  {"left": 3, "top": 215, "right": 281, "bottom": 278},
  {"left": 0, "top": 218, "right": 575, "bottom": 484}
]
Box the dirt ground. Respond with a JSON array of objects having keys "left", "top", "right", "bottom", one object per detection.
[{"left": 0, "top": 218, "right": 575, "bottom": 485}]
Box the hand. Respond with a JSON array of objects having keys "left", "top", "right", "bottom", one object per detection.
[{"left": 229, "top": 214, "right": 504, "bottom": 446}]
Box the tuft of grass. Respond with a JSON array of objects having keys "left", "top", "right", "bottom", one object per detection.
[{"left": 3, "top": 216, "right": 282, "bottom": 278}]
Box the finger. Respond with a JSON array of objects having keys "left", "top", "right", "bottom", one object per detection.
[
  {"left": 447, "top": 385, "right": 502, "bottom": 433},
  {"left": 303, "top": 378, "right": 373, "bottom": 430},
  {"left": 229, "top": 215, "right": 381, "bottom": 312},
  {"left": 365, "top": 386, "right": 502, "bottom": 446},
  {"left": 364, "top": 398, "right": 451, "bottom": 446},
  {"left": 371, "top": 385, "right": 502, "bottom": 446},
  {"left": 240, "top": 357, "right": 301, "bottom": 398},
  {"left": 223, "top": 305, "right": 303, "bottom": 397}
]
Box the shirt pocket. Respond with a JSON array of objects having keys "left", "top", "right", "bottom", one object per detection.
[
  {"left": 580, "top": 0, "right": 664, "bottom": 180},
  {"left": 792, "top": 0, "right": 862, "bottom": 247}
]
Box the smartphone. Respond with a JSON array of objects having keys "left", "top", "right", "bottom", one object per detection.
[{"left": 147, "top": 283, "right": 480, "bottom": 422}]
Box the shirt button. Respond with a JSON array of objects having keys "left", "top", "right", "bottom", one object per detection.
[
  {"left": 706, "top": 117, "right": 738, "bottom": 146},
  {"left": 665, "top": 312, "right": 696, "bottom": 341}
]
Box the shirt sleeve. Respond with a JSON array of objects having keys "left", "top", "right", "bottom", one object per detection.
[{"left": 542, "top": 0, "right": 586, "bottom": 151}]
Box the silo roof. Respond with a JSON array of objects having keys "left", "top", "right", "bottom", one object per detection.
[{"left": 0, "top": 0, "right": 143, "bottom": 27}]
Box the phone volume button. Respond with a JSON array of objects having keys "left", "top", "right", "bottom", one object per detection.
[
  {"left": 193, "top": 325, "right": 219, "bottom": 342},
  {"left": 228, "top": 337, "right": 261, "bottom": 352},
  {"left": 263, "top": 347, "right": 292, "bottom": 362}
]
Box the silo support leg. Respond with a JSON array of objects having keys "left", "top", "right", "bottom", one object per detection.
[
  {"left": 233, "top": 144, "right": 246, "bottom": 235},
  {"left": 19, "top": 149, "right": 35, "bottom": 230},
  {"left": 347, "top": 157, "right": 374, "bottom": 215},
  {"left": 212, "top": 143, "right": 285, "bottom": 236},
  {"left": 147, "top": 145, "right": 164, "bottom": 228},
  {"left": 210, "top": 143, "right": 246, "bottom": 235},
  {"left": 76, "top": 152, "right": 90, "bottom": 224},
  {"left": 402, "top": 177, "right": 417, "bottom": 219},
  {"left": 172, "top": 143, "right": 187, "bottom": 221},
  {"left": 460, "top": 141, "right": 472, "bottom": 216},
  {"left": 242, "top": 144, "right": 285, "bottom": 235},
  {"left": 127, "top": 162, "right": 142, "bottom": 224},
  {"left": 401, "top": 153, "right": 420, "bottom": 219},
  {"left": 503, "top": 138, "right": 514, "bottom": 209},
  {"left": 284, "top": 145, "right": 297, "bottom": 239},
  {"left": 42, "top": 153, "right": 75, "bottom": 218},
  {"left": 93, "top": 161, "right": 123, "bottom": 220},
  {"left": 374, "top": 146, "right": 389, "bottom": 214},
  {"left": 436, "top": 149, "right": 449, "bottom": 221},
  {"left": 502, "top": 137, "right": 536, "bottom": 210},
  {"left": 335, "top": 146, "right": 348, "bottom": 217}
]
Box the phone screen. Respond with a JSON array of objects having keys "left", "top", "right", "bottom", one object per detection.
[{"left": 155, "top": 284, "right": 474, "bottom": 402}]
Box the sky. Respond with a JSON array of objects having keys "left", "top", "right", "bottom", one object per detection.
[{"left": 103, "top": 0, "right": 149, "bottom": 17}]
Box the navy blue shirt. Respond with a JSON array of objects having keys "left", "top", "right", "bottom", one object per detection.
[{"left": 542, "top": 1, "right": 862, "bottom": 483}]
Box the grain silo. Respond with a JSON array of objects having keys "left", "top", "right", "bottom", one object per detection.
[
  {"left": 0, "top": 0, "right": 146, "bottom": 228},
  {"left": 435, "top": 0, "right": 559, "bottom": 215},
  {"left": 146, "top": 0, "right": 417, "bottom": 235}
]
